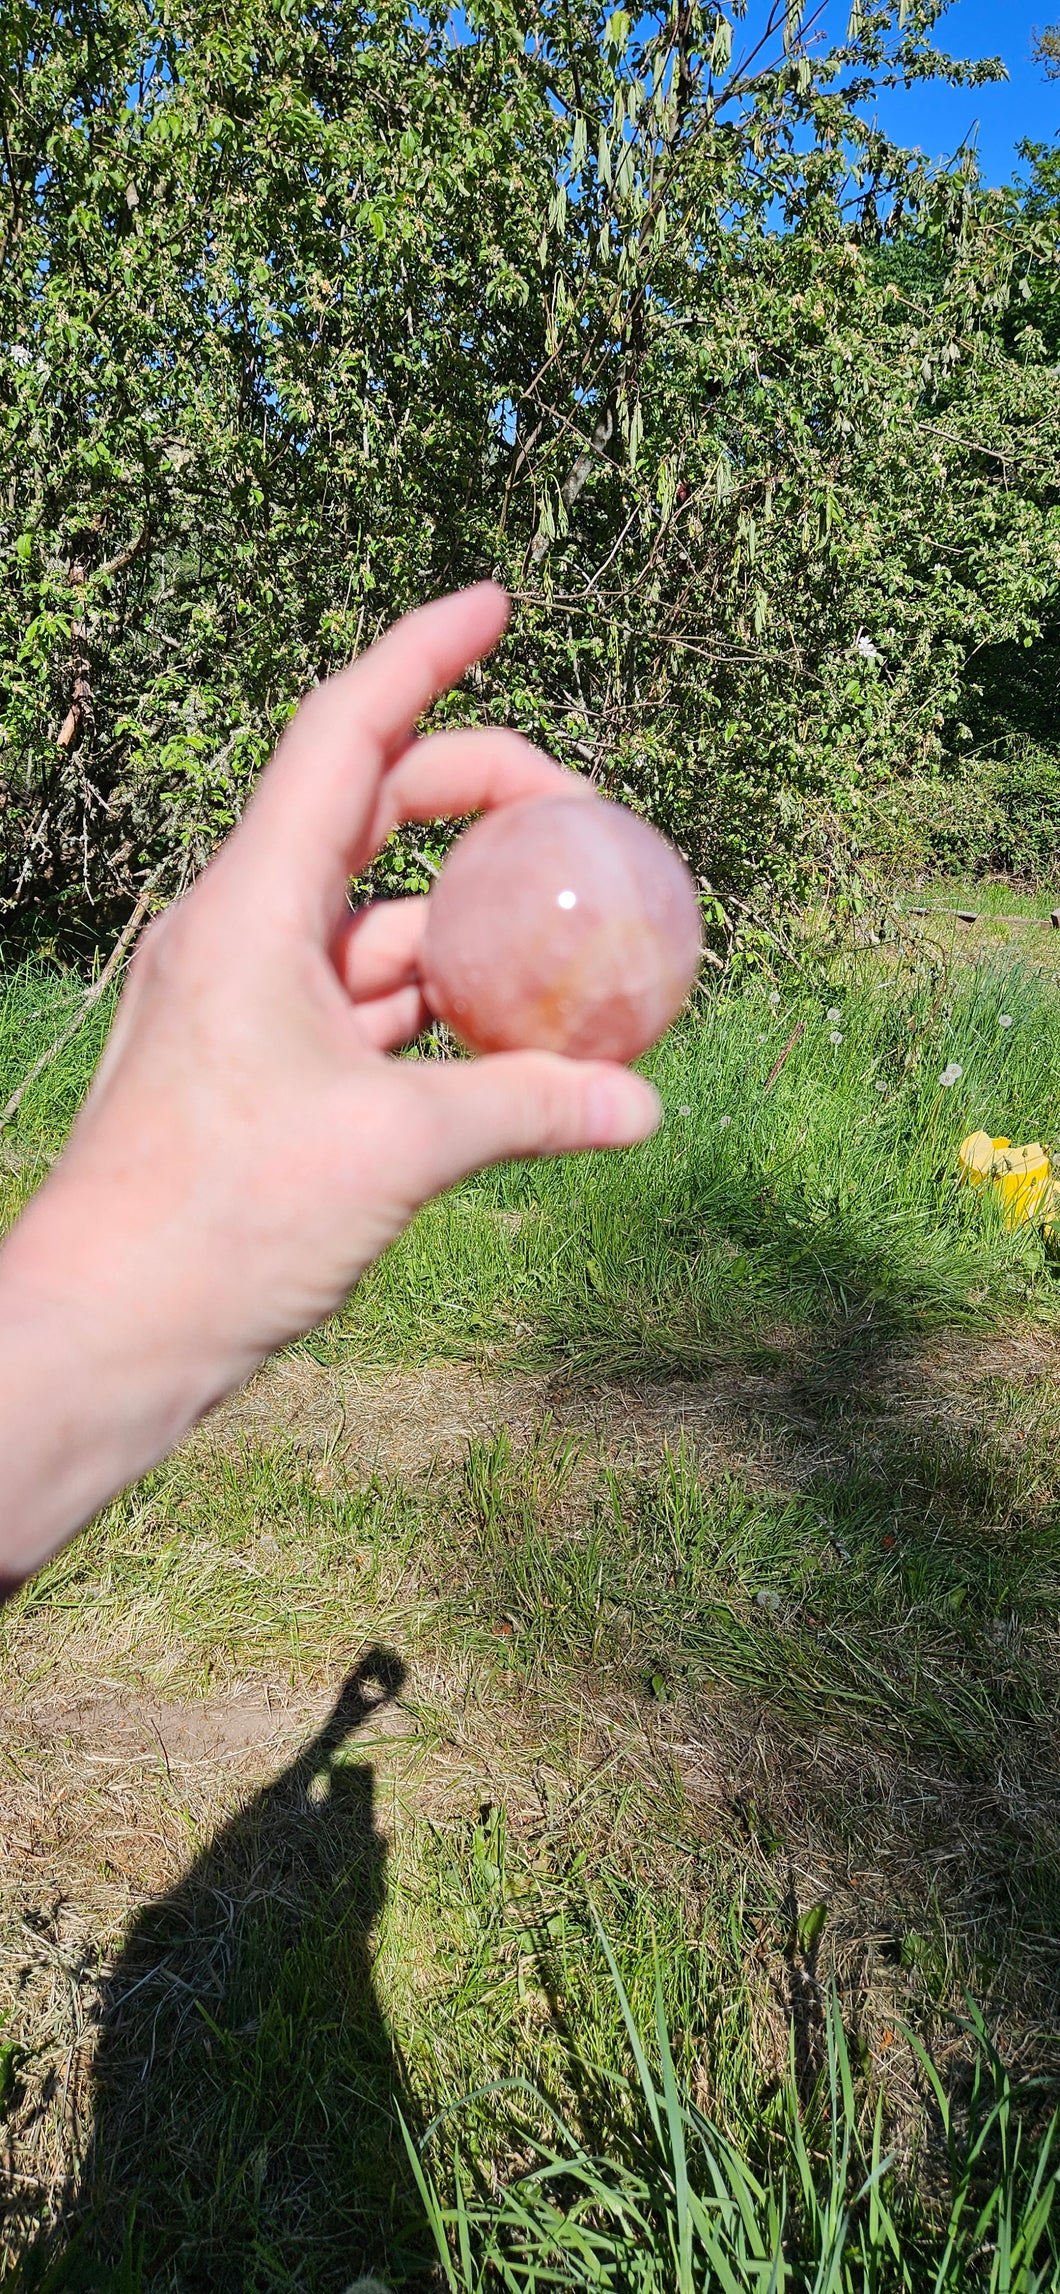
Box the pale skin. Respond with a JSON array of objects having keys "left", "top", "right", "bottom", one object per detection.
[{"left": 0, "top": 585, "right": 660, "bottom": 1597}]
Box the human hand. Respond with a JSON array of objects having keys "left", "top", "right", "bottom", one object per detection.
[{"left": 0, "top": 585, "right": 660, "bottom": 1581}]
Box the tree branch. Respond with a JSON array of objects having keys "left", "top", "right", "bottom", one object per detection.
[{"left": 96, "top": 520, "right": 152, "bottom": 582}]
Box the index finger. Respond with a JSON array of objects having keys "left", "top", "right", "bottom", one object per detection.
[
  {"left": 364, "top": 726, "right": 593, "bottom": 856},
  {"left": 231, "top": 584, "right": 511, "bottom": 924}
]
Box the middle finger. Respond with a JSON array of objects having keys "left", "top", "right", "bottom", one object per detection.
[{"left": 367, "top": 727, "right": 591, "bottom": 857}]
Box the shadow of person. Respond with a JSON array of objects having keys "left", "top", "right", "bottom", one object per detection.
[{"left": 61, "top": 1647, "right": 431, "bottom": 2293}]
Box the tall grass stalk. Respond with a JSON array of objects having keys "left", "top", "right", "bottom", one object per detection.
[{"left": 407, "top": 1923, "right": 1060, "bottom": 2293}]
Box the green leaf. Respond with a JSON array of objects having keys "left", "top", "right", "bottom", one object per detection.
[
  {"left": 797, "top": 1900, "right": 828, "bottom": 1955},
  {"left": 0, "top": 2040, "right": 25, "bottom": 2116}
]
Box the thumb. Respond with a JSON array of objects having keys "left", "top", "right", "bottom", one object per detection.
[{"left": 404, "top": 1051, "right": 662, "bottom": 1197}]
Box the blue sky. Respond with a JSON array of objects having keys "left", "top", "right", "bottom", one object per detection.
[
  {"left": 454, "top": 4, "right": 1057, "bottom": 189},
  {"left": 804, "top": 1, "right": 1057, "bottom": 186}
]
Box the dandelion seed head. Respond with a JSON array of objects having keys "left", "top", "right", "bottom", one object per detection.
[
  {"left": 768, "top": 989, "right": 780, "bottom": 1006},
  {"left": 829, "top": 1029, "right": 844, "bottom": 1046},
  {"left": 718, "top": 1114, "right": 732, "bottom": 1131},
  {"left": 677, "top": 1104, "right": 692, "bottom": 1117},
  {"left": 999, "top": 1013, "right": 1013, "bottom": 1029},
  {"left": 939, "top": 1061, "right": 963, "bottom": 1088},
  {"left": 826, "top": 1007, "right": 841, "bottom": 1023}
]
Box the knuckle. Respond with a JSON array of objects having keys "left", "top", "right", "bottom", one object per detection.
[
  {"left": 527, "top": 1057, "right": 579, "bottom": 1156},
  {"left": 130, "top": 899, "right": 196, "bottom": 991}
]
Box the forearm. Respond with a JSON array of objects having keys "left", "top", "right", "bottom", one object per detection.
[{"left": 0, "top": 1191, "right": 226, "bottom": 1595}]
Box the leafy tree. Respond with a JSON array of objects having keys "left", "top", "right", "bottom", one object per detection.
[
  {"left": 1034, "top": 24, "right": 1060, "bottom": 79},
  {"left": 948, "top": 122, "right": 1060, "bottom": 800},
  {"left": 1, "top": 1, "right": 1058, "bottom": 952}
]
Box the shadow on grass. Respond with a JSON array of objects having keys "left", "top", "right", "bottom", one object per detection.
[
  {"left": 531, "top": 1200, "right": 1057, "bottom": 1385},
  {"left": 448, "top": 1295, "right": 1060, "bottom": 2051},
  {"left": 37, "top": 1647, "right": 429, "bottom": 2294}
]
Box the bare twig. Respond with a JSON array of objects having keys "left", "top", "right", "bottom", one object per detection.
[
  {"left": 763, "top": 1017, "right": 805, "bottom": 1095},
  {"left": 908, "top": 903, "right": 1051, "bottom": 926},
  {"left": 56, "top": 559, "right": 90, "bottom": 754},
  {"left": 0, "top": 864, "right": 166, "bottom": 1134}
]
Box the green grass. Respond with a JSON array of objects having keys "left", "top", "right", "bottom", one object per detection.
[
  {"left": 7, "top": 949, "right": 1060, "bottom": 1373},
  {"left": 0, "top": 965, "right": 114, "bottom": 1131},
  {"left": 0, "top": 963, "right": 115, "bottom": 1223},
  {"left": 6, "top": 1394, "right": 1060, "bottom": 2287},
  {"left": 329, "top": 956, "right": 1060, "bottom": 1374},
  {"left": 412, "top": 1946, "right": 1060, "bottom": 2293},
  {"left": 4, "top": 948, "right": 1060, "bottom": 2290},
  {"left": 894, "top": 880, "right": 1060, "bottom": 923}
]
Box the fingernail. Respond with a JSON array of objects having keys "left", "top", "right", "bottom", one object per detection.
[{"left": 587, "top": 1073, "right": 662, "bottom": 1148}]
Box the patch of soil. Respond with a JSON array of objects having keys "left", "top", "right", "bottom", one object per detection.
[
  {"left": 5, "top": 1671, "right": 416, "bottom": 1793},
  {"left": 11, "top": 1686, "right": 307, "bottom": 1774},
  {"left": 0, "top": 1670, "right": 419, "bottom": 1931},
  {"left": 202, "top": 1318, "right": 1060, "bottom": 1491},
  {"left": 207, "top": 1355, "right": 552, "bottom": 1478}
]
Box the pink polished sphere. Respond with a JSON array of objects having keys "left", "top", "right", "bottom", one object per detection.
[{"left": 420, "top": 795, "right": 702, "bottom": 1060}]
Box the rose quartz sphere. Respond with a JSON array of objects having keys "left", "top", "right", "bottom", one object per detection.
[{"left": 420, "top": 795, "right": 702, "bottom": 1060}]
